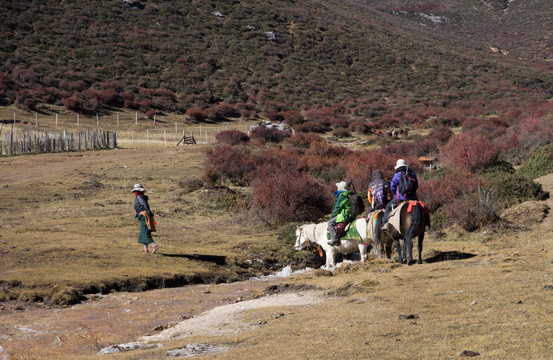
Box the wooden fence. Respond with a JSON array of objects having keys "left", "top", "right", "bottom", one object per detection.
[{"left": 0, "top": 125, "right": 117, "bottom": 156}]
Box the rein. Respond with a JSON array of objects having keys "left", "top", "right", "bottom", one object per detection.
[{"left": 296, "top": 226, "right": 323, "bottom": 257}]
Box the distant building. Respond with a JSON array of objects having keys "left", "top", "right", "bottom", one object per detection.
[{"left": 418, "top": 156, "right": 438, "bottom": 171}]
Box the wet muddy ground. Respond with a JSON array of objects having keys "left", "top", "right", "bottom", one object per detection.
[{"left": 0, "top": 275, "right": 288, "bottom": 358}]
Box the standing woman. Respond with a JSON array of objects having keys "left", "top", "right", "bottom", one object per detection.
[{"left": 132, "top": 184, "right": 159, "bottom": 254}]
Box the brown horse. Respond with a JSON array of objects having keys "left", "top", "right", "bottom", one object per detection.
[{"left": 381, "top": 201, "right": 430, "bottom": 265}]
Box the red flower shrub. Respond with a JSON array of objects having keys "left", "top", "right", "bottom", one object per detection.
[
  {"left": 251, "top": 164, "right": 331, "bottom": 226},
  {"left": 203, "top": 145, "right": 255, "bottom": 186},
  {"left": 440, "top": 132, "right": 499, "bottom": 173},
  {"left": 215, "top": 129, "right": 250, "bottom": 145}
]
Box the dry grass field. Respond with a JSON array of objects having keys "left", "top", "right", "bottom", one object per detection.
[{"left": 2, "top": 106, "right": 553, "bottom": 359}]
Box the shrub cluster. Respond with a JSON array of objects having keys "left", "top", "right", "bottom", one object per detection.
[
  {"left": 252, "top": 164, "right": 331, "bottom": 226},
  {"left": 203, "top": 145, "right": 255, "bottom": 187},
  {"left": 249, "top": 127, "right": 292, "bottom": 144},
  {"left": 440, "top": 131, "right": 499, "bottom": 173},
  {"left": 215, "top": 129, "right": 250, "bottom": 146},
  {"left": 516, "top": 144, "right": 553, "bottom": 179}
]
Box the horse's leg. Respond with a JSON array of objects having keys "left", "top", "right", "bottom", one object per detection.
[
  {"left": 326, "top": 248, "right": 337, "bottom": 270},
  {"left": 417, "top": 225, "right": 425, "bottom": 264},
  {"left": 404, "top": 232, "right": 414, "bottom": 266},
  {"left": 373, "top": 214, "right": 384, "bottom": 257},
  {"left": 394, "top": 239, "right": 403, "bottom": 264},
  {"left": 405, "top": 204, "right": 423, "bottom": 266},
  {"left": 358, "top": 243, "right": 367, "bottom": 262}
]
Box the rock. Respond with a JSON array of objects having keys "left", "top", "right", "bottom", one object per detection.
[
  {"left": 398, "top": 314, "right": 418, "bottom": 320},
  {"left": 460, "top": 350, "right": 480, "bottom": 357}
]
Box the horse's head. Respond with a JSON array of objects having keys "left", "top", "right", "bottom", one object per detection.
[{"left": 294, "top": 225, "right": 309, "bottom": 250}]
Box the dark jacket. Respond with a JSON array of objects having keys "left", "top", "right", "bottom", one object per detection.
[
  {"left": 390, "top": 166, "right": 418, "bottom": 201},
  {"left": 134, "top": 194, "right": 152, "bottom": 220}
]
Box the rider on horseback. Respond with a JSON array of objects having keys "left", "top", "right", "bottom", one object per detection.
[
  {"left": 367, "top": 169, "right": 392, "bottom": 214},
  {"left": 327, "top": 181, "right": 353, "bottom": 246},
  {"left": 381, "top": 159, "right": 419, "bottom": 232}
]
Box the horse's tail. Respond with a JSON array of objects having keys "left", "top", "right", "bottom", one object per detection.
[
  {"left": 409, "top": 202, "right": 430, "bottom": 230},
  {"left": 405, "top": 202, "right": 423, "bottom": 239}
]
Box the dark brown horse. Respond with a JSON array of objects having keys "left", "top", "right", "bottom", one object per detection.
[{"left": 380, "top": 201, "right": 430, "bottom": 265}]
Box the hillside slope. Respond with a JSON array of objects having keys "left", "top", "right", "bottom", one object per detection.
[{"left": 1, "top": 0, "right": 551, "bottom": 121}]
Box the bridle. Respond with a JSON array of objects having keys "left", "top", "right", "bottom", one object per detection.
[{"left": 295, "top": 226, "right": 309, "bottom": 250}]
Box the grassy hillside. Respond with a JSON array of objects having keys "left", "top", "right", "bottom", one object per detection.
[
  {"left": 1, "top": 0, "right": 552, "bottom": 124},
  {"left": 363, "top": 0, "right": 553, "bottom": 63}
]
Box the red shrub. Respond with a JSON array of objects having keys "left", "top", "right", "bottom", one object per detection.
[
  {"left": 254, "top": 147, "right": 305, "bottom": 173},
  {"left": 249, "top": 127, "right": 292, "bottom": 144},
  {"left": 62, "top": 96, "right": 82, "bottom": 111},
  {"left": 345, "top": 151, "right": 397, "bottom": 192},
  {"left": 286, "top": 133, "right": 324, "bottom": 148},
  {"left": 329, "top": 115, "right": 350, "bottom": 129},
  {"left": 428, "top": 126, "right": 452, "bottom": 144},
  {"left": 281, "top": 110, "right": 305, "bottom": 127},
  {"left": 251, "top": 164, "right": 331, "bottom": 226},
  {"left": 418, "top": 168, "right": 480, "bottom": 212},
  {"left": 440, "top": 132, "right": 499, "bottom": 173},
  {"left": 186, "top": 107, "right": 208, "bottom": 122},
  {"left": 332, "top": 128, "right": 350, "bottom": 138},
  {"left": 203, "top": 145, "right": 255, "bottom": 186},
  {"left": 348, "top": 120, "right": 372, "bottom": 134},
  {"left": 215, "top": 130, "right": 250, "bottom": 145},
  {"left": 296, "top": 120, "right": 329, "bottom": 133}
]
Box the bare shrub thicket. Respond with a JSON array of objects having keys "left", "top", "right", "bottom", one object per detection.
[
  {"left": 252, "top": 163, "right": 331, "bottom": 226},
  {"left": 215, "top": 129, "right": 250, "bottom": 145}
]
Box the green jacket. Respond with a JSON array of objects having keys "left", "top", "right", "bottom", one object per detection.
[{"left": 331, "top": 190, "right": 353, "bottom": 224}]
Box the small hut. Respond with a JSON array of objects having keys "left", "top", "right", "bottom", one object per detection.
[{"left": 418, "top": 156, "right": 438, "bottom": 171}]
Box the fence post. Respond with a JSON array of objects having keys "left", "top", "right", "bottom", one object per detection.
[
  {"left": 132, "top": 130, "right": 134, "bottom": 148},
  {"left": 147, "top": 129, "right": 150, "bottom": 147},
  {"left": 77, "top": 113, "right": 80, "bottom": 125},
  {"left": 164, "top": 131, "right": 167, "bottom": 147},
  {"left": 96, "top": 114, "right": 99, "bottom": 128},
  {"left": 116, "top": 114, "right": 119, "bottom": 127},
  {"left": 9, "top": 124, "right": 13, "bottom": 155},
  {"left": 135, "top": 112, "right": 138, "bottom": 125},
  {"left": 175, "top": 122, "right": 177, "bottom": 133}
]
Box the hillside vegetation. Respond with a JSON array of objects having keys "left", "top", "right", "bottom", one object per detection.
[{"left": 1, "top": 0, "right": 552, "bottom": 127}]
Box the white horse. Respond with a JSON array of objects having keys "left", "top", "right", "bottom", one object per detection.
[{"left": 294, "top": 218, "right": 369, "bottom": 270}]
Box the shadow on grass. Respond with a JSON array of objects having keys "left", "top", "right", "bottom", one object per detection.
[
  {"left": 425, "top": 251, "right": 476, "bottom": 263},
  {"left": 161, "top": 253, "right": 227, "bottom": 265}
]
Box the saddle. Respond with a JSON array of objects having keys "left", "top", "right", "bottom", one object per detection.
[
  {"left": 327, "top": 219, "right": 364, "bottom": 243},
  {"left": 385, "top": 202, "right": 410, "bottom": 236}
]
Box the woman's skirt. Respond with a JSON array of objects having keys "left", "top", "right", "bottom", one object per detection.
[{"left": 137, "top": 217, "right": 154, "bottom": 244}]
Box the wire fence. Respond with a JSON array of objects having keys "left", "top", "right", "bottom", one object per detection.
[{"left": 0, "top": 111, "right": 246, "bottom": 156}]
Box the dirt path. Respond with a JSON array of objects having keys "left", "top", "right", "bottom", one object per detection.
[{"left": 0, "top": 274, "right": 294, "bottom": 358}]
